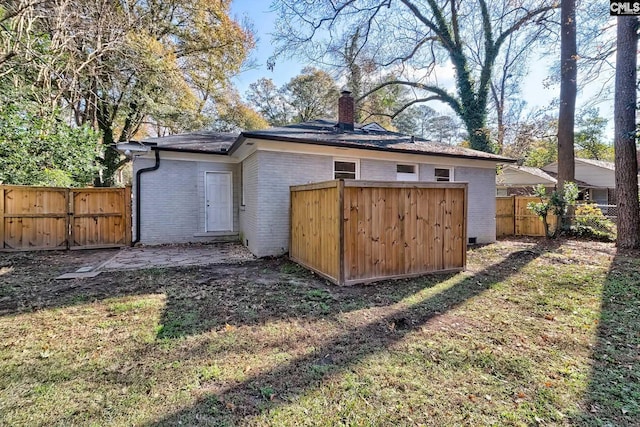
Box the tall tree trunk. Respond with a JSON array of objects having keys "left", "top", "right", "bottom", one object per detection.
[
  {"left": 557, "top": 0, "right": 576, "bottom": 191},
  {"left": 614, "top": 16, "right": 640, "bottom": 249}
]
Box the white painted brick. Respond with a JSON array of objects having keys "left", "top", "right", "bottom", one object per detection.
[{"left": 133, "top": 155, "right": 239, "bottom": 245}]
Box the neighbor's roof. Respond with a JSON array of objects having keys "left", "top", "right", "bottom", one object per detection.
[
  {"left": 142, "top": 131, "right": 238, "bottom": 154},
  {"left": 543, "top": 158, "right": 615, "bottom": 171},
  {"left": 233, "top": 119, "right": 514, "bottom": 162},
  {"left": 499, "top": 165, "right": 558, "bottom": 184},
  {"left": 576, "top": 158, "right": 615, "bottom": 170}
]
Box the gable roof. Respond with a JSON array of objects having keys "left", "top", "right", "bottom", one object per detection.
[
  {"left": 233, "top": 119, "right": 514, "bottom": 163},
  {"left": 542, "top": 158, "right": 615, "bottom": 172},
  {"left": 575, "top": 158, "right": 615, "bottom": 170},
  {"left": 497, "top": 165, "right": 557, "bottom": 186}
]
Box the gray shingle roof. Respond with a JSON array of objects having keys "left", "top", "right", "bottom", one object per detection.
[
  {"left": 237, "top": 119, "right": 514, "bottom": 162},
  {"left": 140, "top": 119, "right": 515, "bottom": 162}
]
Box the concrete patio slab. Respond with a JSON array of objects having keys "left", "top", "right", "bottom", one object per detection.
[
  {"left": 56, "top": 271, "right": 102, "bottom": 280},
  {"left": 98, "top": 242, "right": 256, "bottom": 271}
]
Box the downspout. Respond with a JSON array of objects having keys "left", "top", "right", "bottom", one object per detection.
[{"left": 132, "top": 148, "right": 160, "bottom": 246}]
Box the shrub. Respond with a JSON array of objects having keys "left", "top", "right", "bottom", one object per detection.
[{"left": 572, "top": 203, "right": 616, "bottom": 241}]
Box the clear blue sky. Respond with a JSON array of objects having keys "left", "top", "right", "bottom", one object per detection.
[{"left": 230, "top": 0, "right": 303, "bottom": 96}]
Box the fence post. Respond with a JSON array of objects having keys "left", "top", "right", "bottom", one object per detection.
[
  {"left": 0, "top": 186, "right": 4, "bottom": 249},
  {"left": 124, "top": 186, "right": 132, "bottom": 245},
  {"left": 66, "top": 188, "right": 73, "bottom": 249}
]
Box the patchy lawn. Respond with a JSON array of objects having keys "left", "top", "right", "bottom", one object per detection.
[{"left": 0, "top": 239, "right": 638, "bottom": 426}]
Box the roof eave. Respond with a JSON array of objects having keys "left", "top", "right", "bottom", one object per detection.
[
  {"left": 239, "top": 132, "right": 516, "bottom": 163},
  {"left": 153, "top": 146, "right": 230, "bottom": 155}
]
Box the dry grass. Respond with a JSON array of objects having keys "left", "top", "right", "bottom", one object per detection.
[{"left": 0, "top": 238, "right": 638, "bottom": 426}]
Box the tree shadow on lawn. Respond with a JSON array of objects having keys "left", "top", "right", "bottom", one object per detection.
[
  {"left": 0, "top": 250, "right": 445, "bottom": 337},
  {"left": 154, "top": 258, "right": 460, "bottom": 339},
  {"left": 576, "top": 249, "right": 640, "bottom": 426},
  {"left": 148, "top": 242, "right": 554, "bottom": 426}
]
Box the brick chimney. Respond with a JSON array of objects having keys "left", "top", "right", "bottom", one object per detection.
[{"left": 338, "top": 90, "right": 355, "bottom": 131}]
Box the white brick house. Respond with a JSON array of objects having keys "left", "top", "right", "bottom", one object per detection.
[{"left": 130, "top": 92, "right": 514, "bottom": 257}]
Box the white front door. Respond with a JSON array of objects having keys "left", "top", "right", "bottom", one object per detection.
[{"left": 205, "top": 172, "right": 233, "bottom": 232}]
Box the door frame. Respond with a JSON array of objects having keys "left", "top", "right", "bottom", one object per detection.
[{"left": 204, "top": 171, "right": 233, "bottom": 232}]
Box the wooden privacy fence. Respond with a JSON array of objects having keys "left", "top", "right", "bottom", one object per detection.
[
  {"left": 496, "top": 196, "right": 557, "bottom": 237},
  {"left": 291, "top": 180, "right": 467, "bottom": 286},
  {"left": 0, "top": 185, "right": 131, "bottom": 251}
]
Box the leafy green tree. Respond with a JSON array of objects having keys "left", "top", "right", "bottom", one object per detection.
[
  {"left": 246, "top": 78, "right": 291, "bottom": 126},
  {"left": 0, "top": 91, "right": 100, "bottom": 187},
  {"left": 574, "top": 108, "right": 612, "bottom": 161},
  {"left": 246, "top": 68, "right": 339, "bottom": 125},
  {"left": 1, "top": 0, "right": 255, "bottom": 186},
  {"left": 283, "top": 67, "right": 339, "bottom": 123}
]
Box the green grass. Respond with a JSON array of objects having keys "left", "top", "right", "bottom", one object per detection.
[{"left": 0, "top": 239, "right": 638, "bottom": 426}]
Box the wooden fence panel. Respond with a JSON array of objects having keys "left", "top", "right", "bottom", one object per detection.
[
  {"left": 342, "top": 183, "right": 466, "bottom": 284},
  {"left": 1, "top": 186, "right": 68, "bottom": 250},
  {"left": 290, "top": 181, "right": 341, "bottom": 282},
  {"left": 1, "top": 185, "right": 131, "bottom": 251},
  {"left": 515, "top": 196, "right": 557, "bottom": 237},
  {"left": 496, "top": 196, "right": 558, "bottom": 238},
  {"left": 496, "top": 197, "right": 515, "bottom": 237},
  {"left": 70, "top": 188, "right": 131, "bottom": 249},
  {"left": 292, "top": 180, "right": 467, "bottom": 285}
]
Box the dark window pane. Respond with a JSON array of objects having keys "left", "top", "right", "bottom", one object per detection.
[
  {"left": 435, "top": 168, "right": 450, "bottom": 181},
  {"left": 397, "top": 164, "right": 415, "bottom": 174},
  {"left": 335, "top": 172, "right": 356, "bottom": 179},
  {"left": 335, "top": 161, "right": 356, "bottom": 172}
]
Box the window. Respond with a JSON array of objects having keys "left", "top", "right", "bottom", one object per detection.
[
  {"left": 435, "top": 168, "right": 453, "bottom": 182},
  {"left": 397, "top": 164, "right": 418, "bottom": 181},
  {"left": 334, "top": 159, "right": 359, "bottom": 179}
]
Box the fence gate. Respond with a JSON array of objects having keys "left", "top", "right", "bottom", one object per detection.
[
  {"left": 495, "top": 196, "right": 557, "bottom": 237},
  {"left": 0, "top": 185, "right": 131, "bottom": 251},
  {"left": 496, "top": 197, "right": 515, "bottom": 237}
]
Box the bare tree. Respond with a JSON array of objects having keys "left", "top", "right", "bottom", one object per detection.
[
  {"left": 614, "top": 16, "right": 639, "bottom": 249},
  {"left": 272, "top": 0, "right": 558, "bottom": 153}
]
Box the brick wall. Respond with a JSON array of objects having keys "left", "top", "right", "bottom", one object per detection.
[
  {"left": 133, "top": 155, "right": 239, "bottom": 245},
  {"left": 245, "top": 151, "right": 331, "bottom": 257}
]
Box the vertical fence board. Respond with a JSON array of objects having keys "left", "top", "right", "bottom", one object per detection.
[{"left": 289, "top": 182, "right": 341, "bottom": 282}]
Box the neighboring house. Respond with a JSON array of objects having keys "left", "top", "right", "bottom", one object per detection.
[
  {"left": 128, "top": 91, "right": 514, "bottom": 257},
  {"left": 542, "top": 158, "right": 618, "bottom": 207},
  {"left": 496, "top": 164, "right": 557, "bottom": 196}
]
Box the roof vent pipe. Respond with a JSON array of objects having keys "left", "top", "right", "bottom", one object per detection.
[{"left": 338, "top": 90, "right": 355, "bottom": 131}]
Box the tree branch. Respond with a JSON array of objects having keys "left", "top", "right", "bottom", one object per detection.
[{"left": 358, "top": 80, "right": 461, "bottom": 115}]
